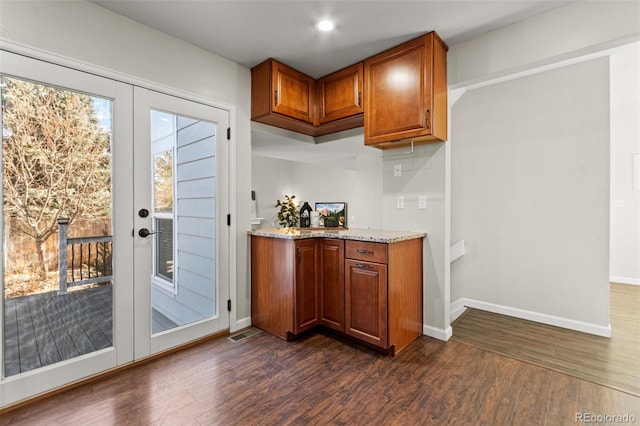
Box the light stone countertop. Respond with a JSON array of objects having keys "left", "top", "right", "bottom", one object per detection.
[{"left": 248, "top": 228, "right": 426, "bottom": 243}]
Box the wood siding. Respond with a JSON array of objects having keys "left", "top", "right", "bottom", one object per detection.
[{"left": 153, "top": 117, "right": 217, "bottom": 325}]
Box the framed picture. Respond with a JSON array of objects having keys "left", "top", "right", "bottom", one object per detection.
[{"left": 315, "top": 202, "right": 347, "bottom": 228}]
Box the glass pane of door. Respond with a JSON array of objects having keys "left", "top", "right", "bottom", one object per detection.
[
  {"left": 2, "top": 76, "right": 113, "bottom": 377},
  {"left": 150, "top": 110, "right": 217, "bottom": 334}
]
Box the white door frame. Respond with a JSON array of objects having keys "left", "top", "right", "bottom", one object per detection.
[
  {"left": 133, "top": 87, "right": 231, "bottom": 358},
  {"left": 0, "top": 46, "right": 238, "bottom": 408},
  {"left": 0, "top": 50, "right": 135, "bottom": 407}
]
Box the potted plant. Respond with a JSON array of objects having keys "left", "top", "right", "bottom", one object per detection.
[{"left": 275, "top": 195, "right": 299, "bottom": 228}]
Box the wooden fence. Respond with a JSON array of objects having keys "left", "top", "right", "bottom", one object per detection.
[{"left": 4, "top": 216, "right": 112, "bottom": 276}]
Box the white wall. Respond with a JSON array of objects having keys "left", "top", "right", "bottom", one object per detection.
[
  {"left": 352, "top": 153, "right": 384, "bottom": 230},
  {"left": 0, "top": 0, "right": 253, "bottom": 327},
  {"left": 446, "top": 0, "right": 640, "bottom": 337},
  {"left": 451, "top": 58, "right": 611, "bottom": 335},
  {"left": 610, "top": 43, "right": 640, "bottom": 285},
  {"left": 381, "top": 144, "right": 449, "bottom": 338},
  {"left": 251, "top": 155, "right": 370, "bottom": 228},
  {"left": 448, "top": 1, "right": 640, "bottom": 87}
]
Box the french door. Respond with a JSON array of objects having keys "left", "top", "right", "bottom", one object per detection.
[
  {"left": 133, "top": 87, "right": 230, "bottom": 357},
  {"left": 0, "top": 51, "right": 230, "bottom": 407}
]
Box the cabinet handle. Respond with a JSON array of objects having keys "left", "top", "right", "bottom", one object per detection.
[
  {"left": 355, "top": 263, "right": 373, "bottom": 269},
  {"left": 425, "top": 109, "right": 431, "bottom": 130},
  {"left": 297, "top": 248, "right": 302, "bottom": 263},
  {"left": 274, "top": 90, "right": 279, "bottom": 106},
  {"left": 357, "top": 91, "right": 361, "bottom": 107},
  {"left": 357, "top": 249, "right": 374, "bottom": 255}
]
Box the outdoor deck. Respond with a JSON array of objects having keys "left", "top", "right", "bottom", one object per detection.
[{"left": 3, "top": 285, "right": 113, "bottom": 377}]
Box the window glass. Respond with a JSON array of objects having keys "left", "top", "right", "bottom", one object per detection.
[{"left": 153, "top": 151, "right": 173, "bottom": 213}]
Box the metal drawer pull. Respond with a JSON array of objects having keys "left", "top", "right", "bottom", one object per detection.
[
  {"left": 355, "top": 263, "right": 373, "bottom": 269},
  {"left": 356, "top": 249, "right": 374, "bottom": 255}
]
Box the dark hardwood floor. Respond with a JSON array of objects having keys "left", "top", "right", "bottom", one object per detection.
[
  {"left": 452, "top": 283, "right": 640, "bottom": 397},
  {"left": 2, "top": 327, "right": 639, "bottom": 425}
]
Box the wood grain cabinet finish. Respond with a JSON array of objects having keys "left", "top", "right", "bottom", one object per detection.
[
  {"left": 251, "top": 235, "right": 423, "bottom": 354},
  {"left": 271, "top": 60, "right": 316, "bottom": 124},
  {"left": 319, "top": 239, "right": 345, "bottom": 332},
  {"left": 316, "top": 63, "right": 364, "bottom": 125},
  {"left": 294, "top": 239, "right": 320, "bottom": 334},
  {"left": 345, "top": 259, "right": 388, "bottom": 348},
  {"left": 345, "top": 240, "right": 387, "bottom": 264},
  {"left": 364, "top": 31, "right": 448, "bottom": 148},
  {"left": 251, "top": 59, "right": 364, "bottom": 137},
  {"left": 251, "top": 236, "right": 318, "bottom": 339},
  {"left": 251, "top": 59, "right": 317, "bottom": 135},
  {"left": 344, "top": 239, "right": 423, "bottom": 353}
]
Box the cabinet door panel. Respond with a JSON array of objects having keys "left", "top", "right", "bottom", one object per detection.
[
  {"left": 273, "top": 62, "right": 315, "bottom": 124},
  {"left": 345, "top": 260, "right": 387, "bottom": 348},
  {"left": 317, "top": 63, "right": 363, "bottom": 124},
  {"left": 294, "top": 240, "right": 319, "bottom": 333},
  {"left": 363, "top": 33, "right": 450, "bottom": 147},
  {"left": 319, "top": 239, "right": 345, "bottom": 331}
]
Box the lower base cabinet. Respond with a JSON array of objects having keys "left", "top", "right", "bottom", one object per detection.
[
  {"left": 345, "top": 259, "right": 388, "bottom": 348},
  {"left": 251, "top": 235, "right": 423, "bottom": 355},
  {"left": 319, "top": 239, "right": 345, "bottom": 332}
]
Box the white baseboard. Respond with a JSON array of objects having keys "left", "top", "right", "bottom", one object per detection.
[
  {"left": 450, "top": 298, "right": 612, "bottom": 338},
  {"left": 423, "top": 324, "right": 452, "bottom": 341},
  {"left": 231, "top": 316, "right": 252, "bottom": 333},
  {"left": 610, "top": 276, "right": 640, "bottom": 286},
  {"left": 450, "top": 299, "right": 468, "bottom": 322}
]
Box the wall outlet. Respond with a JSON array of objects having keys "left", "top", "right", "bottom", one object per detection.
[
  {"left": 396, "top": 196, "right": 405, "bottom": 209},
  {"left": 418, "top": 195, "right": 427, "bottom": 210},
  {"left": 394, "top": 164, "right": 402, "bottom": 177}
]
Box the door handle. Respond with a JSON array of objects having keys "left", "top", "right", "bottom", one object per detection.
[
  {"left": 355, "top": 263, "right": 373, "bottom": 269},
  {"left": 138, "top": 228, "right": 159, "bottom": 238},
  {"left": 357, "top": 249, "right": 374, "bottom": 255}
]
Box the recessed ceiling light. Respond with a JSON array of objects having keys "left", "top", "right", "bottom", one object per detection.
[{"left": 316, "top": 19, "right": 335, "bottom": 32}]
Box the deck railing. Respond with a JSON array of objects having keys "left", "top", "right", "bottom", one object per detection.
[{"left": 57, "top": 218, "right": 113, "bottom": 294}]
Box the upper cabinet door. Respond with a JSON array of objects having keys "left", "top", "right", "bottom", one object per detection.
[
  {"left": 272, "top": 60, "right": 316, "bottom": 124},
  {"left": 317, "top": 63, "right": 363, "bottom": 125},
  {"left": 364, "top": 32, "right": 448, "bottom": 147}
]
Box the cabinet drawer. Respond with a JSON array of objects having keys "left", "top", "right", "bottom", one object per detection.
[{"left": 345, "top": 240, "right": 387, "bottom": 264}]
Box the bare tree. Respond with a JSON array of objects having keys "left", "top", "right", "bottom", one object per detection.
[
  {"left": 153, "top": 150, "right": 173, "bottom": 213},
  {"left": 2, "top": 77, "right": 111, "bottom": 278}
]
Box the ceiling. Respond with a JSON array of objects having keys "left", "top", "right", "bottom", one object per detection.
[
  {"left": 90, "top": 0, "right": 573, "bottom": 167},
  {"left": 90, "top": 0, "right": 572, "bottom": 79}
]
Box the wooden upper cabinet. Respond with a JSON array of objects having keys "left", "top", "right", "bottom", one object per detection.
[
  {"left": 251, "top": 31, "right": 447, "bottom": 146},
  {"left": 272, "top": 60, "right": 316, "bottom": 124},
  {"left": 251, "top": 59, "right": 317, "bottom": 135},
  {"left": 364, "top": 32, "right": 448, "bottom": 148},
  {"left": 251, "top": 59, "right": 364, "bottom": 137},
  {"left": 317, "top": 63, "right": 363, "bottom": 125}
]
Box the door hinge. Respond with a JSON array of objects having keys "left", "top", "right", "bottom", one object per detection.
[
  {"left": 227, "top": 299, "right": 232, "bottom": 312},
  {"left": 227, "top": 127, "right": 231, "bottom": 140},
  {"left": 227, "top": 214, "right": 231, "bottom": 226}
]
